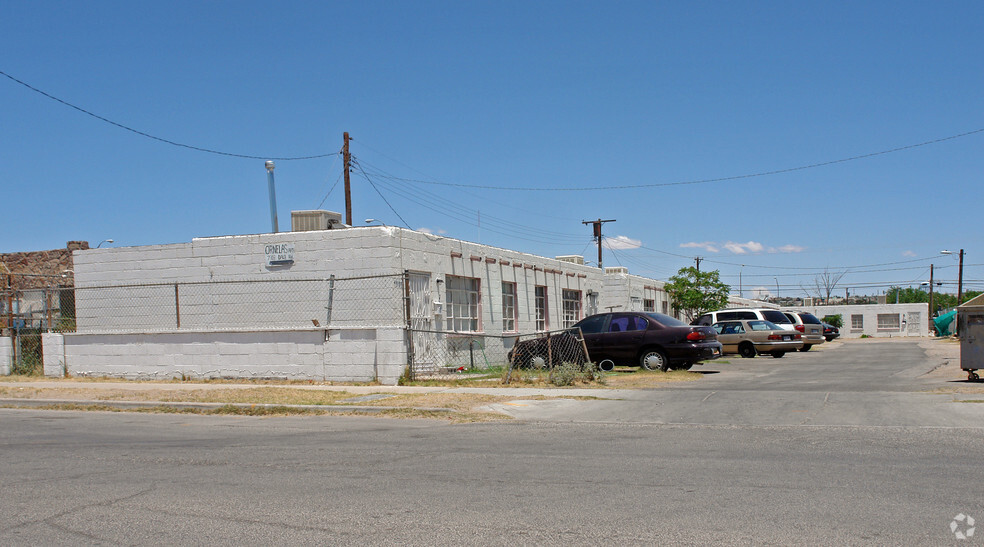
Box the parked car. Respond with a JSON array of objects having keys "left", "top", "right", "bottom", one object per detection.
[
  {"left": 567, "top": 312, "right": 722, "bottom": 372},
  {"left": 782, "top": 311, "right": 825, "bottom": 351},
  {"left": 508, "top": 330, "right": 585, "bottom": 369},
  {"left": 692, "top": 308, "right": 795, "bottom": 330},
  {"left": 712, "top": 319, "right": 803, "bottom": 358},
  {"left": 822, "top": 322, "right": 840, "bottom": 341}
]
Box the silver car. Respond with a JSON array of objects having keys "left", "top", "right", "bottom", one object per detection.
[{"left": 782, "top": 311, "right": 825, "bottom": 352}]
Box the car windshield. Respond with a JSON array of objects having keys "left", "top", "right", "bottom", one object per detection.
[
  {"left": 748, "top": 320, "right": 781, "bottom": 331},
  {"left": 644, "top": 313, "right": 687, "bottom": 327},
  {"left": 761, "top": 310, "right": 792, "bottom": 324},
  {"left": 800, "top": 313, "right": 822, "bottom": 324}
]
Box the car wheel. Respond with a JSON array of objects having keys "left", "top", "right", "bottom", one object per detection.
[
  {"left": 799, "top": 344, "right": 812, "bottom": 352},
  {"left": 738, "top": 342, "right": 756, "bottom": 358},
  {"left": 771, "top": 351, "right": 785, "bottom": 358},
  {"left": 640, "top": 349, "right": 669, "bottom": 372}
]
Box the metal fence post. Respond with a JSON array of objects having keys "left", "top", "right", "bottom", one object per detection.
[
  {"left": 403, "top": 270, "right": 415, "bottom": 381},
  {"left": 174, "top": 283, "right": 181, "bottom": 329},
  {"left": 325, "top": 274, "right": 335, "bottom": 324}
]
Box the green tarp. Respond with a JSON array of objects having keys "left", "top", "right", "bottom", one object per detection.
[{"left": 934, "top": 310, "right": 957, "bottom": 336}]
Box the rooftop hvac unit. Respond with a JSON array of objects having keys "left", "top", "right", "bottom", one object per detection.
[
  {"left": 605, "top": 267, "right": 629, "bottom": 274},
  {"left": 291, "top": 210, "right": 344, "bottom": 232},
  {"left": 555, "top": 255, "right": 585, "bottom": 265}
]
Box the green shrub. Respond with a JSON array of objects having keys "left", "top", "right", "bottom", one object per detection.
[{"left": 821, "top": 314, "right": 843, "bottom": 328}]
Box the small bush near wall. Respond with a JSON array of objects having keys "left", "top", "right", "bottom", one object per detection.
[{"left": 822, "top": 314, "right": 843, "bottom": 328}]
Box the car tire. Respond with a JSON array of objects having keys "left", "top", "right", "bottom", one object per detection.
[
  {"left": 771, "top": 351, "right": 785, "bottom": 358},
  {"left": 738, "top": 342, "right": 756, "bottom": 359},
  {"left": 799, "top": 344, "right": 812, "bottom": 352},
  {"left": 640, "top": 349, "right": 669, "bottom": 372}
]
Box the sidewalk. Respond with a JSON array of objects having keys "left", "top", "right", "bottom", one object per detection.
[{"left": 0, "top": 378, "right": 631, "bottom": 417}]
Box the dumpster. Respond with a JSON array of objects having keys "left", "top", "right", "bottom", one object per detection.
[{"left": 958, "top": 295, "right": 984, "bottom": 381}]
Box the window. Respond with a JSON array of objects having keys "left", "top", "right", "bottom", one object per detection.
[
  {"left": 877, "top": 313, "right": 901, "bottom": 331},
  {"left": 575, "top": 314, "right": 607, "bottom": 334},
  {"left": 501, "top": 282, "right": 517, "bottom": 332},
  {"left": 445, "top": 276, "right": 480, "bottom": 332},
  {"left": 562, "top": 289, "right": 582, "bottom": 328},
  {"left": 535, "top": 286, "right": 548, "bottom": 332},
  {"left": 644, "top": 299, "right": 655, "bottom": 312},
  {"left": 662, "top": 301, "right": 668, "bottom": 315},
  {"left": 609, "top": 314, "right": 648, "bottom": 332},
  {"left": 852, "top": 314, "right": 864, "bottom": 330},
  {"left": 759, "top": 311, "right": 789, "bottom": 325}
]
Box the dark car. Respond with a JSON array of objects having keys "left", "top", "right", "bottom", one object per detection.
[
  {"left": 823, "top": 322, "right": 840, "bottom": 341},
  {"left": 574, "top": 311, "right": 722, "bottom": 372}
]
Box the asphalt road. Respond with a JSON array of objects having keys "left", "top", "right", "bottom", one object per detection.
[{"left": 3, "top": 339, "right": 984, "bottom": 545}]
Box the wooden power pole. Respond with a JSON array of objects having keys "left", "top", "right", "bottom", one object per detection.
[
  {"left": 343, "top": 132, "right": 352, "bottom": 226},
  {"left": 582, "top": 219, "right": 615, "bottom": 270}
]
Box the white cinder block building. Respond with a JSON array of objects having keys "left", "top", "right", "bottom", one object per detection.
[{"left": 42, "top": 217, "right": 673, "bottom": 384}]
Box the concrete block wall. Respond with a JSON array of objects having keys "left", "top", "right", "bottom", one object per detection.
[
  {"left": 59, "top": 328, "right": 408, "bottom": 384},
  {"left": 601, "top": 272, "right": 670, "bottom": 317},
  {"left": 42, "top": 333, "right": 65, "bottom": 377},
  {"left": 0, "top": 337, "right": 11, "bottom": 375},
  {"left": 74, "top": 227, "right": 616, "bottom": 337},
  {"left": 781, "top": 303, "right": 929, "bottom": 338}
]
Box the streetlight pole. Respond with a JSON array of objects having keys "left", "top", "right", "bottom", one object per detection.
[
  {"left": 739, "top": 264, "right": 744, "bottom": 299},
  {"left": 774, "top": 277, "right": 780, "bottom": 301}
]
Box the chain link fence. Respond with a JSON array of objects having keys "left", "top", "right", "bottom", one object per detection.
[
  {"left": 4, "top": 271, "right": 593, "bottom": 380},
  {"left": 67, "top": 274, "right": 407, "bottom": 333},
  {"left": 2, "top": 273, "right": 408, "bottom": 374},
  {"left": 407, "top": 327, "right": 589, "bottom": 379}
]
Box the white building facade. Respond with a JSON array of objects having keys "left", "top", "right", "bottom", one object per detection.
[{"left": 40, "top": 224, "right": 669, "bottom": 384}]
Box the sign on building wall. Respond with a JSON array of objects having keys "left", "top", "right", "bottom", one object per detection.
[{"left": 265, "top": 243, "right": 295, "bottom": 266}]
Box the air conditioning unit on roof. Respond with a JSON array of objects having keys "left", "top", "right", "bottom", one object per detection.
[
  {"left": 605, "top": 267, "right": 629, "bottom": 274},
  {"left": 555, "top": 255, "right": 585, "bottom": 265},
  {"left": 291, "top": 210, "right": 344, "bottom": 232}
]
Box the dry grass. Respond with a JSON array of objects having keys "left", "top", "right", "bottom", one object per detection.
[
  {"left": 600, "top": 368, "right": 703, "bottom": 388},
  {"left": 1, "top": 402, "right": 508, "bottom": 423},
  {"left": 0, "top": 386, "right": 516, "bottom": 422}
]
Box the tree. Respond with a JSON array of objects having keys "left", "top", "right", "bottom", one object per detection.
[
  {"left": 813, "top": 268, "right": 846, "bottom": 303},
  {"left": 664, "top": 267, "right": 730, "bottom": 322}
]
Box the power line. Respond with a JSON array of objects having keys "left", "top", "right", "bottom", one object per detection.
[
  {"left": 349, "top": 128, "right": 984, "bottom": 192},
  {"left": 0, "top": 69, "right": 339, "bottom": 161},
  {"left": 352, "top": 160, "right": 412, "bottom": 229}
]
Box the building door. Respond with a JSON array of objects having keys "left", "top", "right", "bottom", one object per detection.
[{"left": 409, "top": 273, "right": 437, "bottom": 373}]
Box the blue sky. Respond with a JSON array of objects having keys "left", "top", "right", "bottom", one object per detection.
[{"left": 2, "top": 1, "right": 981, "bottom": 298}]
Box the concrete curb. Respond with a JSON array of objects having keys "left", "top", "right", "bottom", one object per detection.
[{"left": 0, "top": 398, "right": 455, "bottom": 414}]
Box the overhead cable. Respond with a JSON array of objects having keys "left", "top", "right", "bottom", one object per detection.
[
  {"left": 356, "top": 128, "right": 984, "bottom": 191},
  {"left": 0, "top": 69, "right": 338, "bottom": 161}
]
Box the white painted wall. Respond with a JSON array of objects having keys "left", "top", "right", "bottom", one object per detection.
[
  {"left": 60, "top": 327, "right": 406, "bottom": 384},
  {"left": 73, "top": 227, "right": 609, "bottom": 337},
  {"left": 601, "top": 272, "right": 670, "bottom": 316},
  {"left": 67, "top": 227, "right": 668, "bottom": 381},
  {"left": 780, "top": 303, "right": 929, "bottom": 338},
  {"left": 42, "top": 333, "right": 65, "bottom": 377},
  {"left": 0, "top": 337, "right": 11, "bottom": 375}
]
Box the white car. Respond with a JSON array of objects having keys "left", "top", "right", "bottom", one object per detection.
[{"left": 692, "top": 308, "right": 795, "bottom": 330}]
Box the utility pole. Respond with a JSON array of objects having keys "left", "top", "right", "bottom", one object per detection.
[
  {"left": 582, "top": 219, "right": 615, "bottom": 270},
  {"left": 958, "top": 249, "right": 965, "bottom": 306},
  {"left": 694, "top": 257, "right": 703, "bottom": 272},
  {"left": 929, "top": 264, "right": 935, "bottom": 333},
  {"left": 343, "top": 132, "right": 352, "bottom": 226}
]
